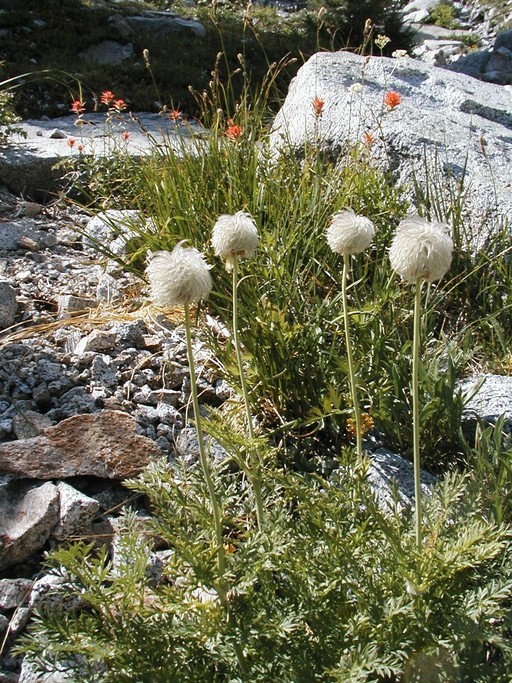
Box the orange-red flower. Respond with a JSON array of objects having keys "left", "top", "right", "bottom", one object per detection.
[
  {"left": 384, "top": 90, "right": 401, "bottom": 110},
  {"left": 77, "top": 143, "right": 84, "bottom": 152},
  {"left": 226, "top": 118, "right": 243, "bottom": 141},
  {"left": 169, "top": 109, "right": 182, "bottom": 122},
  {"left": 113, "top": 98, "right": 127, "bottom": 112},
  {"left": 363, "top": 131, "right": 375, "bottom": 146},
  {"left": 312, "top": 96, "right": 324, "bottom": 118},
  {"left": 121, "top": 131, "right": 130, "bottom": 141},
  {"left": 67, "top": 137, "right": 76, "bottom": 148},
  {"left": 70, "top": 100, "right": 86, "bottom": 115},
  {"left": 100, "top": 90, "right": 115, "bottom": 106}
]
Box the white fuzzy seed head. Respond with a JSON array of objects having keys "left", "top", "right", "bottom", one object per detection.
[
  {"left": 326, "top": 208, "right": 375, "bottom": 256},
  {"left": 389, "top": 214, "right": 453, "bottom": 284},
  {"left": 146, "top": 243, "right": 212, "bottom": 307},
  {"left": 211, "top": 211, "right": 259, "bottom": 271}
]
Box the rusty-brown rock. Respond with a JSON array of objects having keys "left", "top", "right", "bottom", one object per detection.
[{"left": 0, "top": 410, "right": 160, "bottom": 480}]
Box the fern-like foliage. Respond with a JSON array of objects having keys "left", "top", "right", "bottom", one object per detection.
[{"left": 16, "top": 452, "right": 512, "bottom": 682}]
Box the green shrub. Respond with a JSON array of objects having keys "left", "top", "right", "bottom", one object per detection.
[
  {"left": 427, "top": 1, "right": 460, "bottom": 30},
  {"left": 17, "top": 459, "right": 512, "bottom": 682}
]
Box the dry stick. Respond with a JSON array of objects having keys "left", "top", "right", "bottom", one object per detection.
[
  {"left": 232, "top": 258, "right": 265, "bottom": 529},
  {"left": 342, "top": 254, "right": 362, "bottom": 458}
]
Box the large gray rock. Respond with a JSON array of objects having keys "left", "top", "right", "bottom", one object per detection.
[
  {"left": 79, "top": 40, "right": 134, "bottom": 66},
  {"left": 0, "top": 113, "right": 203, "bottom": 199},
  {"left": 461, "top": 373, "right": 512, "bottom": 430},
  {"left": 270, "top": 51, "right": 512, "bottom": 248},
  {"left": 445, "top": 44, "right": 512, "bottom": 84},
  {"left": 52, "top": 482, "right": 100, "bottom": 541},
  {"left": 124, "top": 12, "right": 206, "bottom": 38},
  {"left": 0, "top": 281, "right": 17, "bottom": 330},
  {"left": 0, "top": 410, "right": 160, "bottom": 480},
  {"left": 0, "top": 482, "right": 59, "bottom": 570},
  {"left": 368, "top": 448, "right": 436, "bottom": 510}
]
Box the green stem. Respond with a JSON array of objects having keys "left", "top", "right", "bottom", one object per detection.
[
  {"left": 184, "top": 305, "right": 249, "bottom": 676},
  {"left": 412, "top": 278, "right": 423, "bottom": 551},
  {"left": 232, "top": 259, "right": 265, "bottom": 529},
  {"left": 342, "top": 254, "right": 362, "bottom": 457},
  {"left": 184, "top": 304, "right": 225, "bottom": 577}
]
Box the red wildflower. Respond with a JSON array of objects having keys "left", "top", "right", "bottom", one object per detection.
[
  {"left": 226, "top": 118, "right": 243, "bottom": 141},
  {"left": 100, "top": 90, "right": 115, "bottom": 106},
  {"left": 363, "top": 131, "right": 375, "bottom": 146},
  {"left": 384, "top": 90, "right": 401, "bottom": 110},
  {"left": 169, "top": 109, "right": 182, "bottom": 122},
  {"left": 77, "top": 143, "right": 84, "bottom": 152},
  {"left": 113, "top": 98, "right": 127, "bottom": 112},
  {"left": 70, "top": 100, "right": 86, "bottom": 115},
  {"left": 312, "top": 96, "right": 324, "bottom": 118},
  {"left": 67, "top": 137, "right": 76, "bottom": 148},
  {"left": 121, "top": 131, "right": 130, "bottom": 141}
]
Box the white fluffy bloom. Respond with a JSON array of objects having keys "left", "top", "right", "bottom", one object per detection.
[
  {"left": 211, "top": 211, "right": 259, "bottom": 272},
  {"left": 349, "top": 83, "right": 363, "bottom": 95},
  {"left": 326, "top": 208, "right": 375, "bottom": 256},
  {"left": 389, "top": 214, "right": 453, "bottom": 284},
  {"left": 146, "top": 243, "right": 212, "bottom": 307}
]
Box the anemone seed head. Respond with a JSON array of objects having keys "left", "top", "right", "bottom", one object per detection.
[
  {"left": 389, "top": 214, "right": 453, "bottom": 284},
  {"left": 211, "top": 211, "right": 259, "bottom": 271},
  {"left": 326, "top": 208, "right": 375, "bottom": 256},
  {"left": 146, "top": 243, "right": 212, "bottom": 307}
]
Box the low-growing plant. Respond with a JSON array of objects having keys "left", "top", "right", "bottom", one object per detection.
[
  {"left": 467, "top": 414, "right": 512, "bottom": 525},
  {"left": 17, "top": 457, "right": 512, "bottom": 682},
  {"left": 427, "top": 1, "right": 460, "bottom": 30}
]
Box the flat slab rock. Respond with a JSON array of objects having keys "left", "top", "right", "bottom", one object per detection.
[
  {"left": 0, "top": 410, "right": 160, "bottom": 480},
  {"left": 0, "top": 113, "right": 203, "bottom": 200}
]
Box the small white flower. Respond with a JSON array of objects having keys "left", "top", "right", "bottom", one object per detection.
[
  {"left": 349, "top": 83, "right": 363, "bottom": 95},
  {"left": 146, "top": 243, "right": 212, "bottom": 307},
  {"left": 389, "top": 214, "right": 453, "bottom": 284},
  {"left": 392, "top": 49, "right": 408, "bottom": 60},
  {"left": 326, "top": 208, "right": 375, "bottom": 256},
  {"left": 211, "top": 210, "right": 259, "bottom": 272}
]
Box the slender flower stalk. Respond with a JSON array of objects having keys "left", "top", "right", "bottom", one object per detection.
[
  {"left": 183, "top": 304, "right": 225, "bottom": 575},
  {"left": 342, "top": 253, "right": 362, "bottom": 457},
  {"left": 146, "top": 245, "right": 225, "bottom": 573},
  {"left": 232, "top": 259, "right": 264, "bottom": 529},
  {"left": 146, "top": 244, "right": 249, "bottom": 673},
  {"left": 212, "top": 211, "right": 264, "bottom": 528},
  {"left": 412, "top": 278, "right": 423, "bottom": 550},
  {"left": 389, "top": 214, "right": 453, "bottom": 551},
  {"left": 327, "top": 209, "right": 375, "bottom": 458}
]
